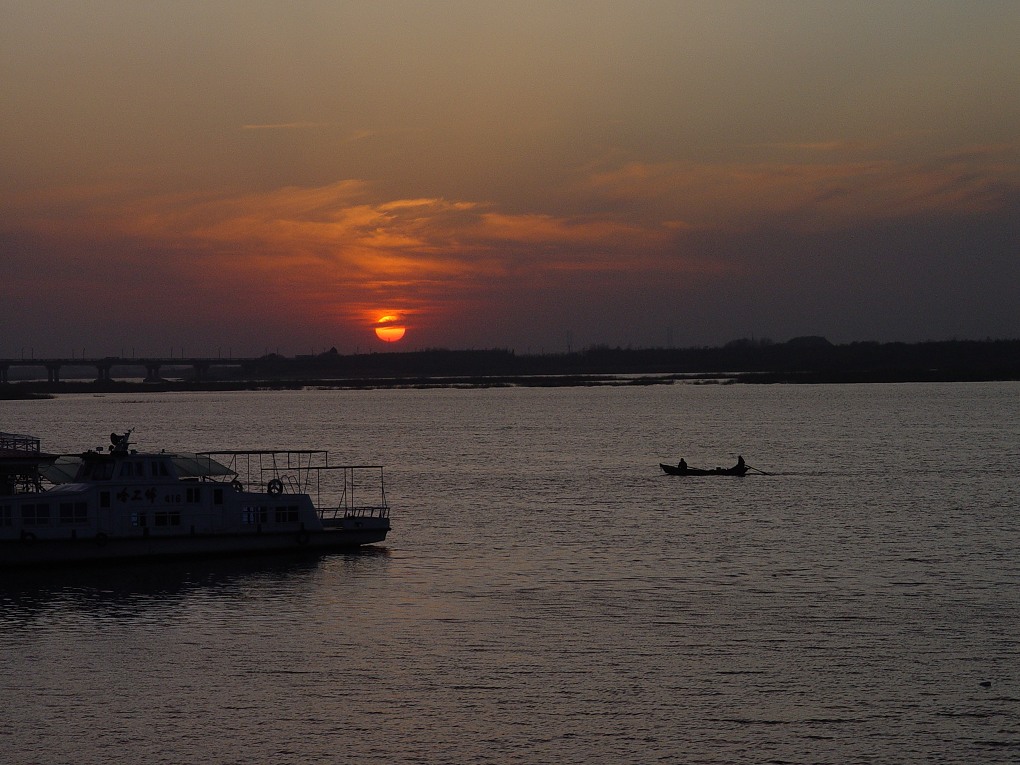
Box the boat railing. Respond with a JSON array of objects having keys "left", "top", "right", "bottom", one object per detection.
[
  {"left": 314, "top": 465, "right": 390, "bottom": 521},
  {"left": 195, "top": 450, "right": 389, "bottom": 520},
  {"left": 0, "top": 432, "right": 46, "bottom": 496},
  {"left": 198, "top": 449, "right": 330, "bottom": 493},
  {"left": 0, "top": 432, "right": 41, "bottom": 455}
]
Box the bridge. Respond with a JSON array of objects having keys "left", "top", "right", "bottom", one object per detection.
[{"left": 0, "top": 357, "right": 256, "bottom": 384}]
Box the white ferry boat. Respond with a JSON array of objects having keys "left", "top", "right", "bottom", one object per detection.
[{"left": 0, "top": 430, "right": 391, "bottom": 567}]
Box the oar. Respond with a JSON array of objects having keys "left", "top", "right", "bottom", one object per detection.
[{"left": 744, "top": 463, "right": 772, "bottom": 476}]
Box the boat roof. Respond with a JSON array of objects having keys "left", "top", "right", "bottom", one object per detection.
[
  {"left": 39, "top": 452, "right": 235, "bottom": 484},
  {"left": 198, "top": 449, "right": 327, "bottom": 456}
]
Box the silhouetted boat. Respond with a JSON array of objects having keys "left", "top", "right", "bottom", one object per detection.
[
  {"left": 660, "top": 462, "right": 749, "bottom": 476},
  {"left": 1, "top": 430, "right": 391, "bottom": 567}
]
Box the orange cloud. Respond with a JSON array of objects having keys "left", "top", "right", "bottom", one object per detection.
[
  {"left": 581, "top": 146, "right": 1020, "bottom": 231},
  {"left": 4, "top": 135, "right": 1016, "bottom": 345},
  {"left": 77, "top": 183, "right": 660, "bottom": 332}
]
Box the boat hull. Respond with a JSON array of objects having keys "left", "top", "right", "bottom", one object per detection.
[
  {"left": 660, "top": 463, "right": 748, "bottom": 476},
  {"left": 0, "top": 524, "right": 389, "bottom": 568}
]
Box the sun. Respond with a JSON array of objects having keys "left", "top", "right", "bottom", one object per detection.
[{"left": 374, "top": 314, "right": 407, "bottom": 343}]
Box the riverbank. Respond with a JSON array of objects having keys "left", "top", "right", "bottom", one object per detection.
[
  {"left": 1, "top": 373, "right": 704, "bottom": 397},
  {"left": 4, "top": 365, "right": 1019, "bottom": 398},
  {"left": 4, "top": 338, "right": 1018, "bottom": 396}
]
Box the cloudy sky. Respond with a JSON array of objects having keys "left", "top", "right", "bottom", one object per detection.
[{"left": 2, "top": 1, "right": 1018, "bottom": 356}]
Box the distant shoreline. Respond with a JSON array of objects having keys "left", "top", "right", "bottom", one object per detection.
[
  {"left": 3, "top": 369, "right": 1018, "bottom": 400},
  {"left": 3, "top": 338, "right": 1019, "bottom": 398},
  {"left": 2, "top": 373, "right": 700, "bottom": 398}
]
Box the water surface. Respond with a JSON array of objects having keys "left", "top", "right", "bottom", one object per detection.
[{"left": 2, "top": 383, "right": 1019, "bottom": 763}]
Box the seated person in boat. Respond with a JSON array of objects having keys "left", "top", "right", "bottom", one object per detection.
[{"left": 677, "top": 458, "right": 688, "bottom": 473}]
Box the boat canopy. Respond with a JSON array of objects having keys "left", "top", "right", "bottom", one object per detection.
[
  {"left": 38, "top": 456, "right": 82, "bottom": 484},
  {"left": 39, "top": 453, "right": 235, "bottom": 484},
  {"left": 170, "top": 453, "right": 236, "bottom": 478}
]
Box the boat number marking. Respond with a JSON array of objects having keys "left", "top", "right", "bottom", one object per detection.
[{"left": 116, "top": 487, "right": 164, "bottom": 503}]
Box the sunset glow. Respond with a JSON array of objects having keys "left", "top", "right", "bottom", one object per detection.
[{"left": 2, "top": 2, "right": 1018, "bottom": 355}]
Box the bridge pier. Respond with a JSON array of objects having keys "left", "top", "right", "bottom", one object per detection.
[
  {"left": 0, "top": 356, "right": 246, "bottom": 384},
  {"left": 143, "top": 363, "right": 162, "bottom": 382},
  {"left": 192, "top": 361, "right": 210, "bottom": 382}
]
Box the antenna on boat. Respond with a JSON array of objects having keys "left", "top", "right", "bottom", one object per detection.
[{"left": 110, "top": 428, "right": 134, "bottom": 453}]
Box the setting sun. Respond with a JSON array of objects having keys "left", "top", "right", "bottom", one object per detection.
[{"left": 374, "top": 314, "right": 407, "bottom": 343}]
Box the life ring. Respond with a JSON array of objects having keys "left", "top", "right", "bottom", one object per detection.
[
  {"left": 267, "top": 478, "right": 284, "bottom": 495},
  {"left": 230, "top": 479, "right": 244, "bottom": 492},
  {"left": 95, "top": 532, "right": 109, "bottom": 547},
  {"left": 295, "top": 530, "right": 310, "bottom": 546}
]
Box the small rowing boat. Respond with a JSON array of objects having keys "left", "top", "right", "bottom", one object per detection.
[{"left": 660, "top": 457, "right": 749, "bottom": 477}]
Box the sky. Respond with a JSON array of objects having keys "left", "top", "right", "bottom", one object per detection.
[{"left": 2, "top": 1, "right": 1019, "bottom": 357}]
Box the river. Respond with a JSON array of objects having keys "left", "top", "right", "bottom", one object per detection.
[{"left": 2, "top": 382, "right": 1019, "bottom": 763}]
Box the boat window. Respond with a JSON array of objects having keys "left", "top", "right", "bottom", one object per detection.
[
  {"left": 130, "top": 512, "right": 147, "bottom": 527},
  {"left": 242, "top": 506, "right": 268, "bottom": 525},
  {"left": 119, "top": 461, "right": 147, "bottom": 477},
  {"left": 154, "top": 511, "right": 181, "bottom": 527},
  {"left": 81, "top": 460, "right": 114, "bottom": 480},
  {"left": 100, "top": 491, "right": 111, "bottom": 508},
  {"left": 59, "top": 502, "right": 88, "bottom": 524},
  {"left": 213, "top": 489, "right": 224, "bottom": 505},
  {"left": 186, "top": 487, "right": 201, "bottom": 503},
  {"left": 274, "top": 505, "right": 299, "bottom": 524},
  {"left": 21, "top": 503, "right": 50, "bottom": 525},
  {"left": 0, "top": 505, "right": 11, "bottom": 526}
]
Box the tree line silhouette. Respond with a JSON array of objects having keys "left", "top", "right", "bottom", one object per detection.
[
  {"left": 241, "top": 337, "right": 1020, "bottom": 384},
  {"left": 4, "top": 337, "right": 1019, "bottom": 397}
]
